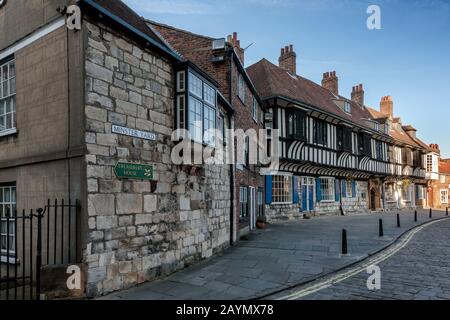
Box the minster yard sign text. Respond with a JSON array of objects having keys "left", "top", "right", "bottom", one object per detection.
[
  {"left": 112, "top": 124, "right": 156, "bottom": 141},
  {"left": 114, "top": 162, "right": 153, "bottom": 180}
]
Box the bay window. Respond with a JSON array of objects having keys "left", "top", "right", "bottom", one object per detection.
[
  {"left": 177, "top": 70, "right": 218, "bottom": 147},
  {"left": 313, "top": 119, "right": 327, "bottom": 146},
  {"left": 287, "top": 109, "right": 306, "bottom": 140},
  {"left": 240, "top": 187, "right": 248, "bottom": 219},
  {"left": 0, "top": 58, "right": 16, "bottom": 135}
]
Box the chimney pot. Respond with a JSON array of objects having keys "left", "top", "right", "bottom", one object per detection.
[
  {"left": 351, "top": 84, "right": 364, "bottom": 106},
  {"left": 322, "top": 70, "right": 339, "bottom": 95},
  {"left": 278, "top": 44, "right": 297, "bottom": 75},
  {"left": 380, "top": 95, "right": 394, "bottom": 119}
]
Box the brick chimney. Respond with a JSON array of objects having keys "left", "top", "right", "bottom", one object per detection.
[
  {"left": 351, "top": 84, "right": 364, "bottom": 106},
  {"left": 278, "top": 44, "right": 297, "bottom": 75},
  {"left": 380, "top": 95, "right": 394, "bottom": 119},
  {"left": 322, "top": 71, "right": 339, "bottom": 95},
  {"left": 430, "top": 144, "right": 440, "bottom": 152},
  {"left": 227, "top": 32, "right": 245, "bottom": 65}
]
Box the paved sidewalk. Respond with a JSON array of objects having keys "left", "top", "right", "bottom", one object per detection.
[{"left": 100, "top": 209, "right": 448, "bottom": 300}]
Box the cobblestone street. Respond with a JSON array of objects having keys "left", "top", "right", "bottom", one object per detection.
[
  {"left": 270, "top": 214, "right": 450, "bottom": 300},
  {"left": 101, "top": 210, "right": 449, "bottom": 300}
]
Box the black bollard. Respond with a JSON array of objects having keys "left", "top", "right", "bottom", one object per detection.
[
  {"left": 397, "top": 214, "right": 401, "bottom": 228},
  {"left": 447, "top": 207, "right": 448, "bottom": 216},
  {"left": 342, "top": 229, "right": 348, "bottom": 255},
  {"left": 414, "top": 210, "right": 418, "bottom": 222},
  {"left": 379, "top": 219, "right": 384, "bottom": 237},
  {"left": 430, "top": 208, "right": 432, "bottom": 219}
]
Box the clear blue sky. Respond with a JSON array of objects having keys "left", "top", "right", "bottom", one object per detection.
[{"left": 124, "top": 0, "right": 450, "bottom": 157}]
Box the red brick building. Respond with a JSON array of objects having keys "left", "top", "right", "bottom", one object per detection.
[
  {"left": 147, "top": 21, "right": 266, "bottom": 242},
  {"left": 429, "top": 156, "right": 450, "bottom": 209}
]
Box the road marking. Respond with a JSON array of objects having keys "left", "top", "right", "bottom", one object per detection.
[{"left": 276, "top": 218, "right": 448, "bottom": 300}]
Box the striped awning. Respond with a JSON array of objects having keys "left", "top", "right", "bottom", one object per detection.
[{"left": 277, "top": 161, "right": 373, "bottom": 179}]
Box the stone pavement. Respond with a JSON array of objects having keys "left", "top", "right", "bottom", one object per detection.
[
  {"left": 289, "top": 217, "right": 450, "bottom": 300},
  {"left": 100, "top": 209, "right": 448, "bottom": 300}
]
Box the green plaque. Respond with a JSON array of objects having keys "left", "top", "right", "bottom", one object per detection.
[{"left": 114, "top": 162, "right": 153, "bottom": 180}]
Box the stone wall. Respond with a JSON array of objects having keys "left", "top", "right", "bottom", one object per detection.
[
  {"left": 265, "top": 203, "right": 302, "bottom": 222},
  {"left": 83, "top": 21, "right": 230, "bottom": 297}
]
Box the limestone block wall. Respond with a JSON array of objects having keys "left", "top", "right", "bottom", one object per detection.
[{"left": 82, "top": 21, "right": 230, "bottom": 297}]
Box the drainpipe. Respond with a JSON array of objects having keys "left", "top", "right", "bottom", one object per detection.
[{"left": 228, "top": 50, "right": 235, "bottom": 246}]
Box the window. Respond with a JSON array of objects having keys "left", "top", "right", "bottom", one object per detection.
[
  {"left": 337, "top": 126, "right": 352, "bottom": 152},
  {"left": 287, "top": 109, "right": 306, "bottom": 140},
  {"left": 272, "top": 175, "right": 293, "bottom": 204},
  {"left": 189, "top": 96, "right": 203, "bottom": 143},
  {"left": 257, "top": 189, "right": 264, "bottom": 217},
  {"left": 346, "top": 180, "right": 353, "bottom": 198},
  {"left": 313, "top": 119, "right": 328, "bottom": 146},
  {"left": 0, "top": 185, "right": 16, "bottom": 255},
  {"left": 344, "top": 101, "right": 351, "bottom": 113},
  {"left": 384, "top": 121, "right": 391, "bottom": 134},
  {"left": 441, "top": 190, "right": 448, "bottom": 204},
  {"left": 358, "top": 133, "right": 372, "bottom": 157},
  {"left": 189, "top": 72, "right": 203, "bottom": 98},
  {"left": 374, "top": 122, "right": 380, "bottom": 132},
  {"left": 0, "top": 59, "right": 16, "bottom": 134},
  {"left": 177, "top": 71, "right": 185, "bottom": 92},
  {"left": 252, "top": 98, "right": 258, "bottom": 122},
  {"left": 238, "top": 73, "right": 246, "bottom": 103},
  {"left": 203, "top": 104, "right": 216, "bottom": 146},
  {"left": 376, "top": 141, "right": 383, "bottom": 160},
  {"left": 244, "top": 135, "right": 250, "bottom": 166},
  {"left": 240, "top": 187, "right": 248, "bottom": 219},
  {"left": 319, "top": 177, "right": 335, "bottom": 202},
  {"left": 185, "top": 71, "right": 217, "bottom": 147},
  {"left": 204, "top": 83, "right": 216, "bottom": 106},
  {"left": 440, "top": 175, "right": 446, "bottom": 184},
  {"left": 427, "top": 155, "right": 433, "bottom": 172}
]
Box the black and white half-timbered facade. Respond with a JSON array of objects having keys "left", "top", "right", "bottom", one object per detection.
[{"left": 247, "top": 52, "right": 429, "bottom": 220}]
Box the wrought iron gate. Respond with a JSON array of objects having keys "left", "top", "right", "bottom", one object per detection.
[{"left": 0, "top": 199, "right": 81, "bottom": 300}]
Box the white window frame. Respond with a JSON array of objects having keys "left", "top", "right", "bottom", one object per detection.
[
  {"left": 441, "top": 190, "right": 448, "bottom": 204},
  {"left": 272, "top": 175, "right": 293, "bottom": 204},
  {"left": 240, "top": 187, "right": 248, "bottom": 219},
  {"left": 0, "top": 185, "right": 16, "bottom": 256},
  {"left": 177, "top": 71, "right": 186, "bottom": 92},
  {"left": 427, "top": 155, "right": 433, "bottom": 172},
  {"left": 344, "top": 101, "right": 351, "bottom": 113},
  {"left": 186, "top": 71, "right": 217, "bottom": 147},
  {"left": 0, "top": 58, "right": 16, "bottom": 135},
  {"left": 320, "top": 177, "right": 335, "bottom": 202}
]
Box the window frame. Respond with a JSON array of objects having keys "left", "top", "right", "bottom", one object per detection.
[
  {"left": 319, "top": 177, "right": 335, "bottom": 202},
  {"left": 0, "top": 58, "right": 16, "bottom": 136},
  {"left": 252, "top": 97, "right": 258, "bottom": 122},
  {"left": 440, "top": 190, "right": 448, "bottom": 204},
  {"left": 272, "top": 175, "right": 293, "bottom": 204},
  {"left": 238, "top": 73, "right": 246, "bottom": 104},
  {"left": 343, "top": 101, "right": 351, "bottom": 114},
  {"left": 240, "top": 186, "right": 249, "bottom": 219},
  {"left": 313, "top": 118, "right": 328, "bottom": 146},
  {"left": 0, "top": 184, "right": 16, "bottom": 257},
  {"left": 287, "top": 109, "right": 306, "bottom": 141}
]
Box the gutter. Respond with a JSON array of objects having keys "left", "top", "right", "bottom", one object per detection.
[{"left": 78, "top": 0, "right": 182, "bottom": 62}]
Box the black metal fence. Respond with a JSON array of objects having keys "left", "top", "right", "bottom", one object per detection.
[{"left": 0, "top": 199, "right": 81, "bottom": 300}]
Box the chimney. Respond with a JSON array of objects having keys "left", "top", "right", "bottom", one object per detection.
[
  {"left": 228, "top": 32, "right": 245, "bottom": 65},
  {"left": 380, "top": 95, "right": 394, "bottom": 119},
  {"left": 351, "top": 84, "right": 365, "bottom": 106},
  {"left": 322, "top": 71, "right": 339, "bottom": 95},
  {"left": 278, "top": 44, "right": 297, "bottom": 75},
  {"left": 403, "top": 125, "right": 417, "bottom": 139},
  {"left": 430, "top": 144, "right": 440, "bottom": 152}
]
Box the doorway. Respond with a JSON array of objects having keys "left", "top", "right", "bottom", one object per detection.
[{"left": 301, "top": 177, "right": 315, "bottom": 212}]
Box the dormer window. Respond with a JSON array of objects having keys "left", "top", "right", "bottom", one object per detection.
[
  {"left": 374, "top": 122, "right": 380, "bottom": 131},
  {"left": 344, "top": 101, "right": 351, "bottom": 114}
]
